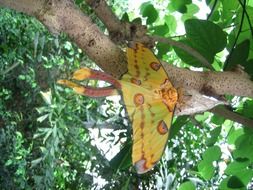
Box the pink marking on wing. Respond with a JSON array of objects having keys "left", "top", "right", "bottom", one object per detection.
[
  {"left": 73, "top": 68, "right": 121, "bottom": 89},
  {"left": 74, "top": 86, "right": 117, "bottom": 97},
  {"left": 135, "top": 159, "right": 154, "bottom": 174},
  {"left": 89, "top": 70, "right": 121, "bottom": 89}
]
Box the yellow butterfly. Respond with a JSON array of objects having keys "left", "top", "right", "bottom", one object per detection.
[{"left": 58, "top": 42, "right": 178, "bottom": 174}]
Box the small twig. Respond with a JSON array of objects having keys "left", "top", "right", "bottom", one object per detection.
[
  {"left": 85, "top": 0, "right": 122, "bottom": 33},
  {"left": 207, "top": 0, "right": 218, "bottom": 20},
  {"left": 211, "top": 105, "right": 253, "bottom": 128},
  {"left": 169, "top": 34, "right": 185, "bottom": 39},
  {"left": 83, "top": 121, "right": 123, "bottom": 130},
  {"left": 1, "top": 62, "right": 21, "bottom": 75},
  {"left": 223, "top": 23, "right": 238, "bottom": 29},
  {"left": 85, "top": 0, "right": 214, "bottom": 70},
  {"left": 189, "top": 116, "right": 203, "bottom": 128},
  {"left": 224, "top": 0, "right": 246, "bottom": 70},
  {"left": 152, "top": 35, "right": 214, "bottom": 70},
  {"left": 238, "top": 0, "right": 253, "bottom": 37}
]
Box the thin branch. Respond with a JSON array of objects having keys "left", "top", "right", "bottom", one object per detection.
[
  {"left": 211, "top": 105, "right": 253, "bottom": 128},
  {"left": 1, "top": 62, "right": 21, "bottom": 75},
  {"left": 0, "top": 0, "right": 127, "bottom": 78},
  {"left": 152, "top": 35, "right": 214, "bottom": 70},
  {"left": 238, "top": 0, "right": 253, "bottom": 38},
  {"left": 189, "top": 116, "right": 203, "bottom": 128},
  {"left": 2, "top": 0, "right": 253, "bottom": 116},
  {"left": 84, "top": 0, "right": 121, "bottom": 32},
  {"left": 83, "top": 121, "right": 123, "bottom": 130},
  {"left": 84, "top": 0, "right": 214, "bottom": 70},
  {"left": 207, "top": 0, "right": 218, "bottom": 20},
  {"left": 224, "top": 0, "right": 246, "bottom": 70}
]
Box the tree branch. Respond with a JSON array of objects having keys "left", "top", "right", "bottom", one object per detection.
[
  {"left": 85, "top": 0, "right": 122, "bottom": 33},
  {"left": 85, "top": 0, "right": 214, "bottom": 70},
  {"left": 211, "top": 105, "right": 253, "bottom": 128},
  {"left": 207, "top": 0, "right": 218, "bottom": 20},
  {"left": 82, "top": 0, "right": 253, "bottom": 99},
  {"left": 224, "top": 0, "right": 246, "bottom": 70},
  {"left": 1, "top": 0, "right": 253, "bottom": 118},
  {"left": 83, "top": 121, "right": 124, "bottom": 130},
  {"left": 161, "top": 63, "right": 253, "bottom": 99},
  {"left": 0, "top": 0, "right": 127, "bottom": 78},
  {"left": 238, "top": 0, "right": 253, "bottom": 38},
  {"left": 152, "top": 35, "right": 213, "bottom": 70}
]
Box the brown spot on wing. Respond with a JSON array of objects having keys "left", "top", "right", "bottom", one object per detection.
[
  {"left": 150, "top": 62, "right": 161, "bottom": 71},
  {"left": 131, "top": 78, "right": 142, "bottom": 85},
  {"left": 134, "top": 93, "right": 144, "bottom": 106},
  {"left": 157, "top": 120, "right": 168, "bottom": 135}
]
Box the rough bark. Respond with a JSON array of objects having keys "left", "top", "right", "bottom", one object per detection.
[
  {"left": 162, "top": 63, "right": 253, "bottom": 99},
  {"left": 1, "top": 0, "right": 253, "bottom": 125},
  {"left": 0, "top": 0, "right": 127, "bottom": 77}
]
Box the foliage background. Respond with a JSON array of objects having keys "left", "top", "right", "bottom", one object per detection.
[{"left": 0, "top": 0, "right": 253, "bottom": 189}]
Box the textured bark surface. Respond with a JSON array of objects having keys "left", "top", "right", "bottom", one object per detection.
[
  {"left": 0, "top": 0, "right": 127, "bottom": 78},
  {"left": 162, "top": 63, "right": 253, "bottom": 98},
  {"left": 1, "top": 0, "right": 253, "bottom": 117}
]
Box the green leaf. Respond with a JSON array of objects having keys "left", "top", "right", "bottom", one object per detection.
[
  {"left": 206, "top": 127, "right": 221, "bottom": 146},
  {"left": 209, "top": 10, "right": 220, "bottom": 22},
  {"left": 225, "top": 159, "right": 250, "bottom": 175},
  {"left": 132, "top": 17, "right": 142, "bottom": 25},
  {"left": 122, "top": 177, "right": 131, "bottom": 190},
  {"left": 225, "top": 40, "right": 250, "bottom": 70},
  {"left": 164, "top": 15, "right": 177, "bottom": 33},
  {"left": 211, "top": 114, "right": 225, "bottom": 125},
  {"left": 186, "top": 3, "right": 199, "bottom": 15},
  {"left": 75, "top": 0, "right": 84, "bottom": 5},
  {"left": 156, "top": 42, "right": 171, "bottom": 59},
  {"left": 18, "top": 74, "right": 26, "bottom": 80},
  {"left": 221, "top": 0, "right": 240, "bottom": 24},
  {"left": 109, "top": 141, "right": 132, "bottom": 171},
  {"left": 31, "top": 157, "right": 43, "bottom": 168},
  {"left": 40, "top": 90, "right": 52, "bottom": 105},
  {"left": 174, "top": 19, "right": 227, "bottom": 67},
  {"left": 233, "top": 134, "right": 253, "bottom": 162},
  {"left": 197, "top": 160, "right": 215, "bottom": 180},
  {"left": 170, "top": 116, "right": 188, "bottom": 139},
  {"left": 227, "top": 127, "right": 244, "bottom": 145},
  {"left": 170, "top": 0, "right": 192, "bottom": 13},
  {"left": 227, "top": 176, "right": 245, "bottom": 188},
  {"left": 241, "top": 99, "right": 253, "bottom": 119},
  {"left": 220, "top": 169, "right": 253, "bottom": 189},
  {"left": 202, "top": 146, "right": 221, "bottom": 162},
  {"left": 219, "top": 176, "right": 245, "bottom": 190},
  {"left": 241, "top": 59, "right": 253, "bottom": 80},
  {"left": 140, "top": 3, "right": 158, "bottom": 25},
  {"left": 181, "top": 4, "right": 199, "bottom": 21},
  {"left": 205, "top": 0, "right": 212, "bottom": 5},
  {"left": 178, "top": 181, "right": 196, "bottom": 190},
  {"left": 152, "top": 24, "right": 169, "bottom": 36},
  {"left": 185, "top": 19, "right": 227, "bottom": 53},
  {"left": 121, "top": 12, "right": 129, "bottom": 22},
  {"left": 234, "top": 169, "right": 253, "bottom": 186},
  {"left": 37, "top": 114, "right": 49, "bottom": 123},
  {"left": 5, "top": 159, "right": 13, "bottom": 166},
  {"left": 195, "top": 112, "right": 209, "bottom": 122}
]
